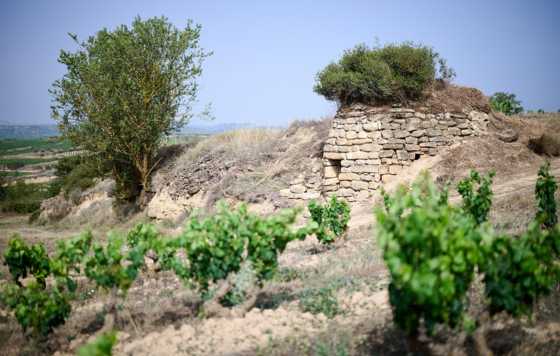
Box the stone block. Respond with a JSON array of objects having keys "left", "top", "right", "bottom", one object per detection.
[
  {"left": 352, "top": 165, "right": 379, "bottom": 173},
  {"left": 324, "top": 152, "right": 344, "bottom": 160},
  {"left": 381, "top": 130, "right": 393, "bottom": 138},
  {"left": 405, "top": 136, "right": 418, "bottom": 144},
  {"left": 340, "top": 181, "right": 351, "bottom": 188},
  {"left": 346, "top": 151, "right": 369, "bottom": 160},
  {"left": 379, "top": 150, "right": 394, "bottom": 158},
  {"left": 426, "top": 129, "right": 442, "bottom": 137},
  {"left": 363, "top": 122, "right": 380, "bottom": 131},
  {"left": 290, "top": 184, "right": 306, "bottom": 194},
  {"left": 411, "top": 130, "right": 426, "bottom": 137},
  {"left": 447, "top": 127, "right": 461, "bottom": 136},
  {"left": 339, "top": 172, "right": 359, "bottom": 181},
  {"left": 382, "top": 143, "right": 404, "bottom": 150},
  {"left": 351, "top": 180, "right": 369, "bottom": 190},
  {"left": 396, "top": 150, "right": 410, "bottom": 160},
  {"left": 346, "top": 131, "right": 358, "bottom": 139},
  {"left": 461, "top": 129, "right": 474, "bottom": 136},
  {"left": 337, "top": 189, "right": 354, "bottom": 197},
  {"left": 405, "top": 144, "right": 421, "bottom": 152},
  {"left": 324, "top": 166, "right": 339, "bottom": 178},
  {"left": 347, "top": 139, "right": 371, "bottom": 145}
]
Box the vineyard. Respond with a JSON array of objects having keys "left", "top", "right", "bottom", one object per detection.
[{"left": 1, "top": 161, "right": 559, "bottom": 355}]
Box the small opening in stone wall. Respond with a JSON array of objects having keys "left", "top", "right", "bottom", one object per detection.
[
  {"left": 327, "top": 159, "right": 342, "bottom": 177},
  {"left": 413, "top": 153, "right": 421, "bottom": 161}
]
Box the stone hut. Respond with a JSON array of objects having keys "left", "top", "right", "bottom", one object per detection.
[{"left": 321, "top": 104, "right": 490, "bottom": 201}]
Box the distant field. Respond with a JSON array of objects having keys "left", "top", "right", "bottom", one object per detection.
[
  {"left": 0, "top": 137, "right": 73, "bottom": 156},
  {"left": 0, "top": 171, "right": 30, "bottom": 177},
  {"left": 0, "top": 157, "right": 57, "bottom": 169}
]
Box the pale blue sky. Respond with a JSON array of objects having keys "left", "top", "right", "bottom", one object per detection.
[{"left": 0, "top": 0, "right": 559, "bottom": 125}]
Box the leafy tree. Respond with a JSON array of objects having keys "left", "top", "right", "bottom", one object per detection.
[
  {"left": 535, "top": 162, "right": 558, "bottom": 229},
  {"left": 457, "top": 170, "right": 495, "bottom": 226},
  {"left": 489, "top": 92, "right": 523, "bottom": 116},
  {"left": 50, "top": 16, "right": 211, "bottom": 204}
]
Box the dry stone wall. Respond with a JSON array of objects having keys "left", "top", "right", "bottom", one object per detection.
[{"left": 322, "top": 104, "right": 490, "bottom": 201}]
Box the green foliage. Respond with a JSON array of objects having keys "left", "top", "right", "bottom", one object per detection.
[
  {"left": 376, "top": 172, "right": 482, "bottom": 336},
  {"left": 535, "top": 162, "right": 558, "bottom": 229},
  {"left": 457, "top": 170, "right": 495, "bottom": 226},
  {"left": 489, "top": 92, "right": 524, "bottom": 116},
  {"left": 50, "top": 16, "right": 211, "bottom": 203},
  {"left": 0, "top": 137, "right": 72, "bottom": 156},
  {"left": 1, "top": 204, "right": 316, "bottom": 339},
  {"left": 0, "top": 181, "right": 53, "bottom": 214},
  {"left": 0, "top": 158, "right": 55, "bottom": 170},
  {"left": 0, "top": 234, "right": 91, "bottom": 337},
  {"left": 170, "top": 203, "right": 314, "bottom": 291},
  {"left": 314, "top": 42, "right": 453, "bottom": 105},
  {"left": 77, "top": 331, "right": 117, "bottom": 356},
  {"left": 308, "top": 195, "right": 351, "bottom": 245},
  {"left": 52, "top": 155, "right": 109, "bottom": 196},
  {"left": 481, "top": 223, "right": 560, "bottom": 316},
  {"left": 85, "top": 233, "right": 145, "bottom": 294},
  {"left": 3, "top": 237, "right": 51, "bottom": 287},
  {"left": 0, "top": 282, "right": 72, "bottom": 337},
  {"left": 299, "top": 286, "right": 341, "bottom": 318}
]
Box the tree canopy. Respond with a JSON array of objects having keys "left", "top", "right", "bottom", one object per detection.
[{"left": 50, "top": 16, "right": 211, "bottom": 204}]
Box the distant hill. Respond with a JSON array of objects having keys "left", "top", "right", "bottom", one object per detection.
[{"left": 0, "top": 124, "right": 59, "bottom": 139}]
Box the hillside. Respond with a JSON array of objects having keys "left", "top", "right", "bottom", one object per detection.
[{"left": 1, "top": 105, "right": 560, "bottom": 355}]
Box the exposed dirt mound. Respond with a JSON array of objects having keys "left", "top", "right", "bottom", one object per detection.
[
  {"left": 147, "top": 119, "right": 331, "bottom": 220},
  {"left": 416, "top": 84, "right": 492, "bottom": 114},
  {"left": 529, "top": 134, "right": 560, "bottom": 157}
]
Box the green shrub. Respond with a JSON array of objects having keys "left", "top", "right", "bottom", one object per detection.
[
  {"left": 457, "top": 170, "right": 495, "bottom": 226},
  {"left": 0, "top": 181, "right": 51, "bottom": 214},
  {"left": 314, "top": 42, "right": 453, "bottom": 105},
  {"left": 0, "top": 282, "right": 72, "bottom": 337},
  {"left": 0, "top": 233, "right": 92, "bottom": 337},
  {"left": 535, "top": 162, "right": 558, "bottom": 229},
  {"left": 481, "top": 223, "right": 560, "bottom": 316},
  {"left": 489, "top": 92, "right": 523, "bottom": 115},
  {"left": 168, "top": 203, "right": 315, "bottom": 292},
  {"left": 77, "top": 331, "right": 117, "bottom": 356},
  {"left": 299, "top": 286, "right": 341, "bottom": 318},
  {"left": 53, "top": 155, "right": 108, "bottom": 196},
  {"left": 308, "top": 195, "right": 351, "bottom": 245},
  {"left": 3, "top": 237, "right": 51, "bottom": 287},
  {"left": 376, "top": 172, "right": 481, "bottom": 336}
]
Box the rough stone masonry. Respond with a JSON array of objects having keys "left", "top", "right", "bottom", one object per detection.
[{"left": 281, "top": 103, "right": 490, "bottom": 202}]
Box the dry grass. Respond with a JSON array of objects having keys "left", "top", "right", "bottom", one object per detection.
[{"left": 176, "top": 128, "right": 283, "bottom": 168}]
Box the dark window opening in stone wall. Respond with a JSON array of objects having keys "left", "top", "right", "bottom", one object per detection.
[{"left": 328, "top": 159, "right": 342, "bottom": 177}]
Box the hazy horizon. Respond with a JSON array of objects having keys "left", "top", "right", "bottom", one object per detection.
[{"left": 1, "top": 0, "right": 559, "bottom": 126}]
